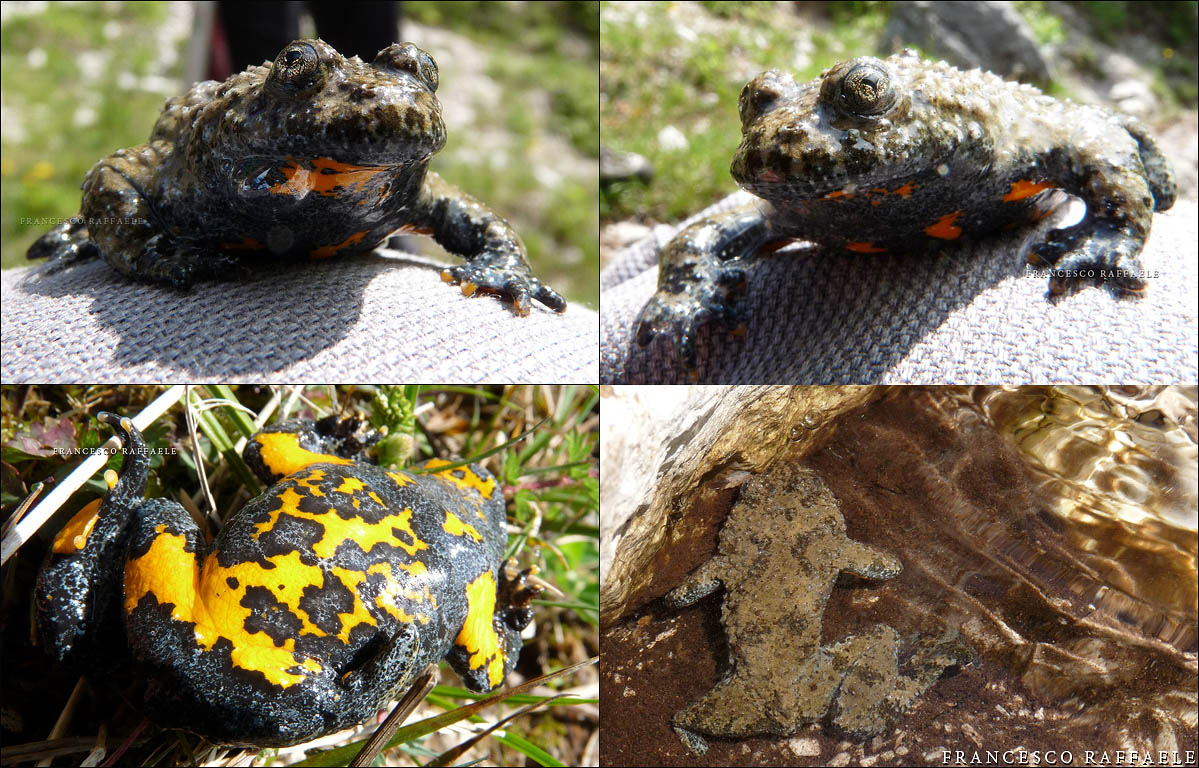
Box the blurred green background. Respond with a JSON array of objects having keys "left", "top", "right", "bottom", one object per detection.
[
  {"left": 600, "top": 1, "right": 1196, "bottom": 240},
  {"left": 0, "top": 1, "right": 599, "bottom": 309}
]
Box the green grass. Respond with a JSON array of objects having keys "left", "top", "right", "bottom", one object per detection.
[
  {"left": 599, "top": 1, "right": 884, "bottom": 225},
  {"left": 2, "top": 2, "right": 600, "bottom": 309},
  {"left": 1, "top": 3, "right": 173, "bottom": 269},
  {"left": 2, "top": 384, "right": 598, "bottom": 766}
]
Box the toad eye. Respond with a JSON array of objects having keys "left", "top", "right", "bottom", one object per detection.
[
  {"left": 738, "top": 70, "right": 790, "bottom": 129},
  {"left": 374, "top": 43, "right": 439, "bottom": 93},
  {"left": 268, "top": 41, "right": 325, "bottom": 93},
  {"left": 838, "top": 62, "right": 896, "bottom": 117}
]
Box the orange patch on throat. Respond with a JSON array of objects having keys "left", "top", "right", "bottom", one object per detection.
[{"left": 270, "top": 157, "right": 389, "bottom": 198}]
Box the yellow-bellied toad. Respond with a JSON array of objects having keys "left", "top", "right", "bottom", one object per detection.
[
  {"left": 35, "top": 413, "right": 540, "bottom": 746},
  {"left": 636, "top": 50, "right": 1176, "bottom": 368},
  {"left": 27, "top": 39, "right": 565, "bottom": 315}
]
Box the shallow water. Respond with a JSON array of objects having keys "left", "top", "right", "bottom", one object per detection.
[
  {"left": 601, "top": 385, "right": 1198, "bottom": 766},
  {"left": 961, "top": 385, "right": 1197, "bottom": 657}
]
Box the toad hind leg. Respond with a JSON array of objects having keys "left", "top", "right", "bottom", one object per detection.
[
  {"left": 34, "top": 413, "right": 151, "bottom": 668},
  {"left": 1034, "top": 135, "right": 1170, "bottom": 297},
  {"left": 827, "top": 624, "right": 975, "bottom": 740},
  {"left": 672, "top": 651, "right": 846, "bottom": 756},
  {"left": 80, "top": 143, "right": 249, "bottom": 287},
  {"left": 1035, "top": 218, "right": 1151, "bottom": 297},
  {"left": 1122, "top": 114, "right": 1176, "bottom": 212},
  {"left": 672, "top": 669, "right": 800, "bottom": 756},
  {"left": 634, "top": 203, "right": 775, "bottom": 374}
]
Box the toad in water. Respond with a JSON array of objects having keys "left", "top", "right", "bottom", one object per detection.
[{"left": 666, "top": 464, "right": 974, "bottom": 754}]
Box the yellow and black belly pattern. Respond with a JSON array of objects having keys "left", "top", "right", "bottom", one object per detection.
[{"left": 35, "top": 414, "right": 532, "bottom": 747}]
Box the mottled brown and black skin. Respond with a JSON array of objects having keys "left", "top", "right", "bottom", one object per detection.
[
  {"left": 665, "top": 465, "right": 974, "bottom": 755},
  {"left": 635, "top": 50, "right": 1177, "bottom": 370},
  {"left": 27, "top": 39, "right": 565, "bottom": 315},
  {"left": 35, "top": 414, "right": 539, "bottom": 747}
]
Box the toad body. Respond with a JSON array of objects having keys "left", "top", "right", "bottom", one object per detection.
[
  {"left": 635, "top": 50, "right": 1176, "bottom": 369},
  {"left": 666, "top": 464, "right": 974, "bottom": 755},
  {"left": 35, "top": 414, "right": 539, "bottom": 746},
  {"left": 27, "top": 39, "right": 564, "bottom": 315}
]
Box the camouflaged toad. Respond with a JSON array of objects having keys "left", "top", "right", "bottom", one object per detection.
[{"left": 666, "top": 464, "right": 974, "bottom": 754}]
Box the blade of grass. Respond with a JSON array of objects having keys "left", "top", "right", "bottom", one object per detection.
[
  {"left": 294, "top": 658, "right": 595, "bottom": 767},
  {"left": 424, "top": 694, "right": 567, "bottom": 767}
]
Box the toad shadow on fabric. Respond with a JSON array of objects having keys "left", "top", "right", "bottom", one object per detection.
[{"left": 6, "top": 247, "right": 597, "bottom": 381}]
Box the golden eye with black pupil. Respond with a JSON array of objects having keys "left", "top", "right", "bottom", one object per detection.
[
  {"left": 268, "top": 42, "right": 325, "bottom": 94},
  {"left": 838, "top": 63, "right": 896, "bottom": 118}
]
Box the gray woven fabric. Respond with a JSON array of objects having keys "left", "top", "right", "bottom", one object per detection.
[
  {"left": 2, "top": 249, "right": 597, "bottom": 382},
  {"left": 602, "top": 193, "right": 1198, "bottom": 384}
]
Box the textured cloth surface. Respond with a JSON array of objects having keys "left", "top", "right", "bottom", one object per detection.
[
  {"left": 602, "top": 193, "right": 1198, "bottom": 384},
  {"left": 3, "top": 250, "right": 597, "bottom": 382}
]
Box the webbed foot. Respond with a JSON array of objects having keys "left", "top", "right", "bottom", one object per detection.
[
  {"left": 26, "top": 218, "right": 99, "bottom": 273},
  {"left": 672, "top": 725, "right": 710, "bottom": 756},
  {"left": 633, "top": 204, "right": 770, "bottom": 374},
  {"left": 827, "top": 624, "right": 975, "bottom": 741}
]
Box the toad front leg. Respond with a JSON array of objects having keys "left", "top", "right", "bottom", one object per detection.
[
  {"left": 412, "top": 172, "right": 566, "bottom": 315},
  {"left": 634, "top": 201, "right": 778, "bottom": 374}
]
